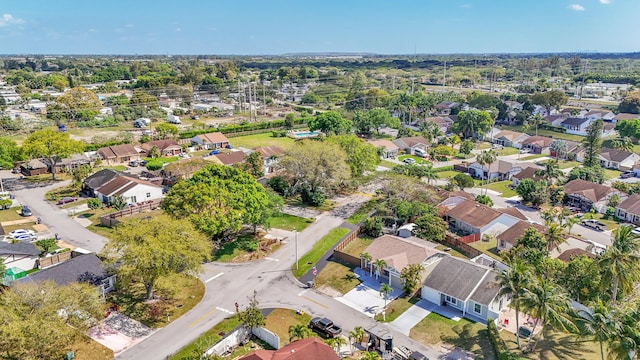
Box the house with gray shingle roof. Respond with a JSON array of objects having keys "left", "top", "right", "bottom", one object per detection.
[
  {"left": 598, "top": 148, "right": 640, "bottom": 170},
  {"left": 615, "top": 193, "right": 640, "bottom": 226},
  {"left": 421, "top": 256, "right": 507, "bottom": 323},
  {"left": 1, "top": 242, "right": 40, "bottom": 283}
]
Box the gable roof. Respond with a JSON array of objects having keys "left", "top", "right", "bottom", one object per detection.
[
  {"left": 18, "top": 254, "right": 109, "bottom": 286},
  {"left": 564, "top": 179, "right": 613, "bottom": 203},
  {"left": 367, "top": 139, "right": 399, "bottom": 151},
  {"left": 0, "top": 242, "right": 40, "bottom": 256},
  {"left": 97, "top": 144, "right": 139, "bottom": 159},
  {"left": 469, "top": 271, "right": 501, "bottom": 305},
  {"left": 512, "top": 167, "right": 543, "bottom": 182},
  {"left": 214, "top": 151, "right": 246, "bottom": 165},
  {"left": 617, "top": 194, "right": 640, "bottom": 216},
  {"left": 600, "top": 148, "right": 636, "bottom": 163},
  {"left": 498, "top": 207, "right": 528, "bottom": 220},
  {"left": 557, "top": 248, "right": 595, "bottom": 263},
  {"left": 614, "top": 113, "right": 640, "bottom": 121},
  {"left": 445, "top": 199, "right": 503, "bottom": 228},
  {"left": 495, "top": 130, "right": 528, "bottom": 142},
  {"left": 95, "top": 175, "right": 160, "bottom": 197},
  {"left": 521, "top": 136, "right": 554, "bottom": 148},
  {"left": 562, "top": 117, "right": 590, "bottom": 126},
  {"left": 364, "top": 234, "right": 440, "bottom": 272},
  {"left": 141, "top": 139, "right": 181, "bottom": 152},
  {"left": 393, "top": 136, "right": 429, "bottom": 149},
  {"left": 254, "top": 145, "right": 284, "bottom": 158},
  {"left": 195, "top": 132, "right": 229, "bottom": 144},
  {"left": 83, "top": 169, "right": 122, "bottom": 190},
  {"left": 23, "top": 158, "right": 48, "bottom": 169},
  {"left": 240, "top": 338, "right": 338, "bottom": 360},
  {"left": 422, "top": 256, "right": 496, "bottom": 304},
  {"left": 497, "top": 220, "right": 547, "bottom": 246}
]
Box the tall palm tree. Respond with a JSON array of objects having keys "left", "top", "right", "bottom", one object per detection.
[
  {"left": 546, "top": 222, "right": 567, "bottom": 255},
  {"left": 597, "top": 226, "right": 640, "bottom": 305},
  {"left": 607, "top": 307, "right": 640, "bottom": 360},
  {"left": 360, "top": 252, "right": 372, "bottom": 275},
  {"left": 576, "top": 300, "right": 620, "bottom": 360},
  {"left": 348, "top": 326, "right": 366, "bottom": 351},
  {"left": 520, "top": 277, "right": 575, "bottom": 352},
  {"left": 565, "top": 216, "right": 580, "bottom": 236},
  {"left": 288, "top": 324, "right": 312, "bottom": 342},
  {"left": 422, "top": 164, "right": 438, "bottom": 185},
  {"left": 324, "top": 336, "right": 347, "bottom": 356},
  {"left": 527, "top": 114, "right": 545, "bottom": 136},
  {"left": 536, "top": 159, "right": 563, "bottom": 184},
  {"left": 477, "top": 149, "right": 497, "bottom": 195},
  {"left": 541, "top": 207, "right": 560, "bottom": 225},
  {"left": 497, "top": 260, "right": 532, "bottom": 349},
  {"left": 373, "top": 259, "right": 387, "bottom": 280},
  {"left": 611, "top": 137, "right": 634, "bottom": 152},
  {"left": 379, "top": 283, "right": 393, "bottom": 320}
]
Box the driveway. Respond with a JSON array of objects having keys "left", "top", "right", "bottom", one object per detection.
[
  {"left": 334, "top": 268, "right": 402, "bottom": 318},
  {"left": 389, "top": 299, "right": 432, "bottom": 335}
]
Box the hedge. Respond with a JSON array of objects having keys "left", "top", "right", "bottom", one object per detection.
[
  {"left": 434, "top": 165, "right": 454, "bottom": 172},
  {"left": 179, "top": 118, "right": 307, "bottom": 139},
  {"left": 84, "top": 140, "right": 130, "bottom": 152}
]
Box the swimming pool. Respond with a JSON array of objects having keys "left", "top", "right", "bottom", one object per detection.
[{"left": 288, "top": 131, "right": 322, "bottom": 139}]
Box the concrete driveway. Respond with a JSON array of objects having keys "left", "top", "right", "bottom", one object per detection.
[
  {"left": 389, "top": 299, "right": 432, "bottom": 335},
  {"left": 334, "top": 268, "right": 402, "bottom": 318}
]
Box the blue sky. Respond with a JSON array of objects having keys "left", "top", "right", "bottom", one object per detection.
[{"left": 1, "top": 0, "right": 638, "bottom": 54}]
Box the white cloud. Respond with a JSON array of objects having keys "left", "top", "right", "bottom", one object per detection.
[
  {"left": 599, "top": 0, "right": 611, "bottom": 4},
  {"left": 0, "top": 13, "right": 25, "bottom": 27},
  {"left": 460, "top": 3, "right": 472, "bottom": 9},
  {"left": 124, "top": 24, "right": 134, "bottom": 28},
  {"left": 175, "top": 28, "right": 182, "bottom": 32},
  {"left": 568, "top": 4, "right": 585, "bottom": 11}
]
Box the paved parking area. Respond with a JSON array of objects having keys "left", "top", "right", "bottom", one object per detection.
[{"left": 334, "top": 268, "right": 402, "bottom": 318}]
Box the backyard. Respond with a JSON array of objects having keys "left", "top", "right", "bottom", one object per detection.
[
  {"left": 501, "top": 329, "right": 601, "bottom": 360},
  {"left": 484, "top": 180, "right": 518, "bottom": 198},
  {"left": 292, "top": 227, "right": 350, "bottom": 278},
  {"left": 229, "top": 132, "right": 297, "bottom": 150},
  {"left": 263, "top": 308, "right": 312, "bottom": 345}
]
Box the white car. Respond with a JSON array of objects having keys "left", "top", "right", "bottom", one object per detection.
[
  {"left": 12, "top": 234, "right": 37, "bottom": 241},
  {"left": 632, "top": 227, "right": 640, "bottom": 235},
  {"left": 9, "top": 229, "right": 35, "bottom": 238}
]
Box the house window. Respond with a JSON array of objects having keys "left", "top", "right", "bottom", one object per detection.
[
  {"left": 146, "top": 192, "right": 151, "bottom": 198},
  {"left": 445, "top": 295, "right": 457, "bottom": 305},
  {"left": 474, "top": 303, "right": 482, "bottom": 314}
]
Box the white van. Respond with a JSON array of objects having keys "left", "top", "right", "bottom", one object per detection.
[
  {"left": 414, "top": 148, "right": 427, "bottom": 158},
  {"left": 168, "top": 115, "right": 182, "bottom": 124}
]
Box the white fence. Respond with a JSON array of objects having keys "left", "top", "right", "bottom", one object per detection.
[
  {"left": 252, "top": 326, "right": 280, "bottom": 350},
  {"left": 203, "top": 326, "right": 281, "bottom": 357}
]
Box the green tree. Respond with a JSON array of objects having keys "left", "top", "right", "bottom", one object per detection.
[
  {"left": 70, "top": 164, "right": 92, "bottom": 189},
  {"left": 0, "top": 281, "right": 104, "bottom": 360},
  {"left": 536, "top": 160, "right": 563, "bottom": 185},
  {"left": 324, "top": 336, "right": 347, "bottom": 356},
  {"left": 618, "top": 90, "right": 640, "bottom": 114},
  {"left": 308, "top": 111, "right": 352, "bottom": 135},
  {"left": 583, "top": 119, "right": 604, "bottom": 168},
  {"left": 597, "top": 225, "right": 640, "bottom": 305},
  {"left": 453, "top": 109, "right": 494, "bottom": 139},
  {"left": 515, "top": 179, "right": 548, "bottom": 207},
  {"left": 361, "top": 351, "right": 382, "bottom": 360},
  {"left": 509, "top": 227, "right": 548, "bottom": 268},
  {"left": 557, "top": 255, "right": 600, "bottom": 303},
  {"left": 22, "top": 129, "right": 85, "bottom": 180},
  {"left": 414, "top": 213, "right": 447, "bottom": 242},
  {"left": 379, "top": 283, "right": 393, "bottom": 319},
  {"left": 497, "top": 260, "right": 532, "bottom": 349},
  {"left": 530, "top": 90, "right": 568, "bottom": 115},
  {"left": 162, "top": 164, "right": 272, "bottom": 240},
  {"left": 459, "top": 140, "right": 473, "bottom": 155},
  {"left": 237, "top": 151, "right": 265, "bottom": 178},
  {"left": 110, "top": 195, "right": 127, "bottom": 210},
  {"left": 87, "top": 198, "right": 103, "bottom": 210},
  {"left": 155, "top": 123, "right": 179, "bottom": 139},
  {"left": 477, "top": 149, "right": 497, "bottom": 194},
  {"left": 360, "top": 252, "right": 372, "bottom": 275},
  {"left": 101, "top": 215, "right": 211, "bottom": 300},
  {"left": 610, "top": 137, "right": 634, "bottom": 152},
  {"left": 54, "top": 87, "right": 102, "bottom": 121},
  {"left": 0, "top": 137, "right": 25, "bottom": 169},
  {"left": 374, "top": 258, "right": 387, "bottom": 280},
  {"left": 568, "top": 166, "right": 605, "bottom": 184},
  {"left": 545, "top": 222, "right": 567, "bottom": 255},
  {"left": 452, "top": 173, "right": 474, "bottom": 190},
  {"left": 288, "top": 324, "right": 312, "bottom": 342},
  {"left": 239, "top": 290, "right": 265, "bottom": 329},
  {"left": 327, "top": 135, "right": 379, "bottom": 177},
  {"left": 467, "top": 91, "right": 500, "bottom": 110},
  {"left": 348, "top": 326, "right": 366, "bottom": 349},
  {"left": 400, "top": 263, "right": 424, "bottom": 295},
  {"left": 615, "top": 119, "right": 640, "bottom": 140},
  {"left": 475, "top": 194, "right": 493, "bottom": 207},
  {"left": 35, "top": 239, "right": 58, "bottom": 254},
  {"left": 550, "top": 139, "right": 568, "bottom": 160},
  {"left": 353, "top": 108, "right": 399, "bottom": 134},
  {"left": 362, "top": 216, "right": 383, "bottom": 237}
]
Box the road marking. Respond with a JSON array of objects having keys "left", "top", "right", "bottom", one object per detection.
[
  {"left": 189, "top": 308, "right": 216, "bottom": 328},
  {"left": 205, "top": 272, "right": 224, "bottom": 283},
  {"left": 301, "top": 295, "right": 329, "bottom": 309},
  {"left": 264, "top": 257, "right": 280, "bottom": 262},
  {"left": 216, "top": 306, "right": 234, "bottom": 315},
  {"left": 297, "top": 289, "right": 308, "bottom": 296}
]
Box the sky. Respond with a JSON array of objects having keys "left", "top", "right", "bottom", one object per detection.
[{"left": 1, "top": 0, "right": 639, "bottom": 55}]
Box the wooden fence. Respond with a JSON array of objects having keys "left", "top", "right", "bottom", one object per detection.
[
  {"left": 37, "top": 251, "right": 72, "bottom": 269},
  {"left": 443, "top": 231, "right": 482, "bottom": 258},
  {"left": 99, "top": 199, "right": 162, "bottom": 227},
  {"left": 459, "top": 233, "right": 481, "bottom": 244}
]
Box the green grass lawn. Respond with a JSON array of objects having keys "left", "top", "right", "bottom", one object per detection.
[
  {"left": 437, "top": 170, "right": 462, "bottom": 179},
  {"left": 495, "top": 147, "right": 519, "bottom": 156},
  {"left": 60, "top": 198, "right": 88, "bottom": 209},
  {"left": 97, "top": 165, "right": 127, "bottom": 171},
  {"left": 144, "top": 156, "right": 180, "bottom": 164},
  {"left": 435, "top": 245, "right": 470, "bottom": 259},
  {"left": 501, "top": 329, "right": 601, "bottom": 360},
  {"left": 603, "top": 168, "right": 622, "bottom": 180},
  {"left": 268, "top": 214, "right": 314, "bottom": 231},
  {"left": 375, "top": 294, "right": 420, "bottom": 323},
  {"left": 109, "top": 273, "right": 204, "bottom": 329},
  {"left": 230, "top": 132, "right": 297, "bottom": 150},
  {"left": 398, "top": 154, "right": 430, "bottom": 165},
  {"left": 476, "top": 142, "right": 492, "bottom": 150},
  {"left": 346, "top": 198, "right": 382, "bottom": 224},
  {"left": 72, "top": 337, "right": 114, "bottom": 360},
  {"left": 485, "top": 180, "right": 518, "bottom": 198},
  {"left": 520, "top": 154, "right": 548, "bottom": 161},
  {"left": 264, "top": 308, "right": 312, "bottom": 346},
  {"left": 169, "top": 315, "right": 242, "bottom": 360},
  {"left": 557, "top": 161, "right": 581, "bottom": 169},
  {"left": 469, "top": 238, "right": 503, "bottom": 261},
  {"left": 292, "top": 227, "right": 350, "bottom": 279},
  {"left": 499, "top": 125, "right": 585, "bottom": 142},
  {"left": 340, "top": 236, "right": 373, "bottom": 257},
  {"left": 211, "top": 234, "right": 283, "bottom": 263},
  {"left": 379, "top": 160, "right": 398, "bottom": 169},
  {"left": 0, "top": 207, "right": 26, "bottom": 222},
  {"left": 410, "top": 313, "right": 495, "bottom": 360},
  {"left": 284, "top": 196, "right": 335, "bottom": 212},
  {"left": 314, "top": 261, "right": 362, "bottom": 295}
]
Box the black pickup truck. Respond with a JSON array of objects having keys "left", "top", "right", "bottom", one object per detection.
[{"left": 309, "top": 317, "right": 342, "bottom": 338}]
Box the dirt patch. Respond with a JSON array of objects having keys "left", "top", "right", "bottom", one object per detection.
[{"left": 315, "top": 285, "right": 343, "bottom": 298}]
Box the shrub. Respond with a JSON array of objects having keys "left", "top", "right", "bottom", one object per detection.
[
  {"left": 362, "top": 216, "right": 383, "bottom": 237},
  {"left": 300, "top": 186, "right": 325, "bottom": 207},
  {"left": 87, "top": 198, "right": 103, "bottom": 210},
  {"left": 146, "top": 159, "right": 164, "bottom": 171},
  {"left": 267, "top": 176, "right": 291, "bottom": 196}
]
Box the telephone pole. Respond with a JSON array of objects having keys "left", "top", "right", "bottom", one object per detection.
[{"left": 443, "top": 60, "right": 447, "bottom": 89}]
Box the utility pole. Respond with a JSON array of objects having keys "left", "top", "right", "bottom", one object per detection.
[
  {"left": 262, "top": 82, "right": 266, "bottom": 116},
  {"left": 473, "top": 59, "right": 477, "bottom": 89},
  {"left": 443, "top": 60, "right": 447, "bottom": 89},
  {"left": 238, "top": 79, "right": 242, "bottom": 113},
  {"left": 248, "top": 81, "right": 253, "bottom": 122}
]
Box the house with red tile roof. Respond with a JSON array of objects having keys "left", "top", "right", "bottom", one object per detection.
[{"left": 240, "top": 338, "right": 338, "bottom": 360}]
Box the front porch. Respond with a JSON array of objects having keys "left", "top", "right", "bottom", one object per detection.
[{"left": 421, "top": 299, "right": 488, "bottom": 324}]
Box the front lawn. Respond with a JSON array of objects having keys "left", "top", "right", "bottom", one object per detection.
[
  {"left": 379, "top": 160, "right": 398, "bottom": 169},
  {"left": 603, "top": 168, "right": 622, "bottom": 180},
  {"left": 45, "top": 185, "right": 80, "bottom": 202},
  {"left": 264, "top": 308, "right": 312, "bottom": 345},
  {"left": 98, "top": 165, "right": 127, "bottom": 171},
  {"left": 72, "top": 337, "right": 114, "bottom": 360},
  {"left": 292, "top": 227, "right": 350, "bottom": 279},
  {"left": 229, "top": 132, "right": 297, "bottom": 150},
  {"left": 484, "top": 180, "right": 518, "bottom": 198},
  {"left": 495, "top": 147, "right": 519, "bottom": 156},
  {"left": 437, "top": 170, "right": 462, "bottom": 179},
  {"left": 169, "top": 315, "right": 242, "bottom": 360},
  {"left": 0, "top": 207, "right": 26, "bottom": 222},
  {"left": 144, "top": 156, "right": 180, "bottom": 164},
  {"left": 410, "top": 313, "right": 495, "bottom": 360},
  {"left": 268, "top": 214, "right": 314, "bottom": 232},
  {"left": 520, "top": 154, "right": 548, "bottom": 161},
  {"left": 314, "top": 261, "right": 361, "bottom": 295},
  {"left": 501, "top": 329, "right": 601, "bottom": 360},
  {"left": 108, "top": 273, "right": 204, "bottom": 328},
  {"left": 398, "top": 154, "right": 430, "bottom": 165},
  {"left": 557, "top": 161, "right": 581, "bottom": 169},
  {"left": 212, "top": 234, "right": 282, "bottom": 262},
  {"left": 374, "top": 294, "right": 420, "bottom": 323},
  {"left": 340, "top": 236, "right": 373, "bottom": 257}
]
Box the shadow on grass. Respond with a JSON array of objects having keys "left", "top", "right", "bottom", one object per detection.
[
  {"left": 504, "top": 328, "right": 598, "bottom": 360},
  {"left": 442, "top": 322, "right": 496, "bottom": 360},
  {"left": 212, "top": 235, "right": 259, "bottom": 262}
]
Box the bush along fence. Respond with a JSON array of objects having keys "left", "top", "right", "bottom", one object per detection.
[
  {"left": 179, "top": 118, "right": 308, "bottom": 139},
  {"left": 332, "top": 210, "right": 377, "bottom": 269},
  {"left": 99, "top": 199, "right": 162, "bottom": 227}
]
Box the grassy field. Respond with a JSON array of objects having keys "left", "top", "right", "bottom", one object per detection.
[
  {"left": 264, "top": 308, "right": 313, "bottom": 345},
  {"left": 411, "top": 313, "right": 495, "bottom": 359},
  {"left": 484, "top": 180, "right": 518, "bottom": 198},
  {"left": 268, "top": 214, "right": 314, "bottom": 231},
  {"left": 97, "top": 165, "right": 127, "bottom": 171},
  {"left": 501, "top": 329, "right": 601, "bottom": 360},
  {"left": 314, "top": 261, "right": 361, "bottom": 295},
  {"left": 169, "top": 315, "right": 242, "bottom": 360},
  {"left": 437, "top": 170, "right": 462, "bottom": 179},
  {"left": 230, "top": 132, "right": 297, "bottom": 150},
  {"left": 603, "top": 168, "right": 622, "bottom": 180},
  {"left": 379, "top": 160, "right": 398, "bottom": 169},
  {"left": 72, "top": 337, "right": 114, "bottom": 360},
  {"left": 340, "top": 236, "right": 373, "bottom": 257},
  {"left": 109, "top": 274, "right": 204, "bottom": 328},
  {"left": 292, "top": 227, "right": 350, "bottom": 278},
  {"left": 398, "top": 154, "right": 430, "bottom": 165},
  {"left": 495, "top": 147, "right": 519, "bottom": 156},
  {"left": 346, "top": 198, "right": 382, "bottom": 224},
  {"left": 499, "top": 126, "right": 585, "bottom": 142},
  {"left": 520, "top": 154, "right": 548, "bottom": 161},
  {"left": 557, "top": 161, "right": 581, "bottom": 169},
  {"left": 0, "top": 207, "right": 26, "bottom": 222},
  {"left": 375, "top": 294, "right": 420, "bottom": 323}
]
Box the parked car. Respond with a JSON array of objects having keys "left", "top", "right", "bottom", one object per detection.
[
  {"left": 57, "top": 197, "right": 77, "bottom": 205},
  {"left": 517, "top": 326, "right": 532, "bottom": 339},
  {"left": 309, "top": 317, "right": 342, "bottom": 338},
  {"left": 492, "top": 144, "right": 504, "bottom": 150},
  {"left": 226, "top": 144, "right": 233, "bottom": 149},
  {"left": 581, "top": 219, "right": 606, "bottom": 231},
  {"left": 13, "top": 234, "right": 37, "bottom": 241},
  {"left": 403, "top": 158, "right": 416, "bottom": 164},
  {"left": 21, "top": 205, "right": 32, "bottom": 217},
  {"left": 11, "top": 167, "right": 20, "bottom": 174},
  {"left": 9, "top": 229, "right": 35, "bottom": 238},
  {"left": 620, "top": 171, "right": 635, "bottom": 179},
  {"left": 139, "top": 160, "right": 147, "bottom": 166},
  {"left": 209, "top": 149, "right": 219, "bottom": 155},
  {"left": 129, "top": 160, "right": 139, "bottom": 167},
  {"left": 631, "top": 227, "right": 640, "bottom": 235},
  {"left": 519, "top": 148, "right": 531, "bottom": 154}
]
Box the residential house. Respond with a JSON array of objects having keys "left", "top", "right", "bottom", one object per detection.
[
  {"left": 83, "top": 169, "right": 121, "bottom": 197},
  {"left": 468, "top": 160, "right": 539, "bottom": 181},
  {"left": 423, "top": 116, "right": 454, "bottom": 134},
  {"left": 584, "top": 109, "right": 615, "bottom": 121},
  {"left": 367, "top": 139, "right": 399, "bottom": 159},
  {"left": 393, "top": 136, "right": 430, "bottom": 155},
  {"left": 45, "top": 153, "right": 92, "bottom": 173},
  {"left": 613, "top": 113, "right": 640, "bottom": 123},
  {"left": 19, "top": 159, "right": 49, "bottom": 176},
  {"left": 94, "top": 175, "right": 163, "bottom": 205},
  {"left": 140, "top": 139, "right": 183, "bottom": 157},
  {"left": 602, "top": 122, "right": 617, "bottom": 137},
  {"left": 496, "top": 220, "right": 547, "bottom": 252},
  {"left": 634, "top": 163, "right": 640, "bottom": 178},
  {"left": 17, "top": 253, "right": 116, "bottom": 295},
  {"left": 434, "top": 101, "right": 459, "bottom": 115},
  {"left": 240, "top": 338, "right": 338, "bottom": 360},
  {"left": 492, "top": 130, "right": 530, "bottom": 149},
  {"left": 504, "top": 101, "right": 523, "bottom": 111},
  {"left": 191, "top": 132, "right": 230, "bottom": 150},
  {"left": 511, "top": 167, "right": 543, "bottom": 187},
  {"left": 564, "top": 179, "right": 618, "bottom": 213},
  {"left": 553, "top": 140, "right": 584, "bottom": 162},
  {"left": 1, "top": 242, "right": 40, "bottom": 284},
  {"left": 561, "top": 118, "right": 593, "bottom": 136},
  {"left": 599, "top": 148, "right": 640, "bottom": 170},
  {"left": 441, "top": 197, "right": 521, "bottom": 237},
  {"left": 615, "top": 193, "right": 640, "bottom": 225},
  {"left": 362, "top": 234, "right": 443, "bottom": 289},
  {"left": 96, "top": 144, "right": 141, "bottom": 165},
  {"left": 421, "top": 256, "right": 507, "bottom": 323},
  {"left": 254, "top": 145, "right": 284, "bottom": 174},
  {"left": 545, "top": 114, "right": 569, "bottom": 127},
  {"left": 557, "top": 248, "right": 596, "bottom": 263},
  {"left": 520, "top": 136, "right": 554, "bottom": 155},
  {"left": 212, "top": 151, "right": 246, "bottom": 166}
]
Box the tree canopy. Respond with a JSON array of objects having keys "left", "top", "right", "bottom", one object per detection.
[
  {"left": 52, "top": 87, "right": 102, "bottom": 121},
  {"left": 308, "top": 111, "right": 352, "bottom": 135},
  {"left": 0, "top": 137, "right": 24, "bottom": 169},
  {"left": 326, "top": 135, "right": 380, "bottom": 177},
  {"left": 452, "top": 109, "right": 494, "bottom": 139},
  {"left": 22, "top": 129, "right": 85, "bottom": 180},
  {"left": 353, "top": 108, "right": 399, "bottom": 134}
]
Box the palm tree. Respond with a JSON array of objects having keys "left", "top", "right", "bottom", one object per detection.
[
  {"left": 536, "top": 159, "right": 563, "bottom": 184},
  {"left": 611, "top": 137, "right": 634, "bottom": 152},
  {"left": 422, "top": 164, "right": 438, "bottom": 185},
  {"left": 348, "top": 326, "right": 366, "bottom": 351},
  {"left": 597, "top": 226, "right": 640, "bottom": 305},
  {"left": 576, "top": 300, "right": 620, "bottom": 360},
  {"left": 546, "top": 222, "right": 567, "bottom": 255},
  {"left": 565, "top": 216, "right": 580, "bottom": 235},
  {"left": 324, "top": 336, "right": 347, "bottom": 356},
  {"left": 360, "top": 252, "right": 372, "bottom": 275},
  {"left": 373, "top": 258, "right": 387, "bottom": 280},
  {"left": 361, "top": 351, "right": 382, "bottom": 360},
  {"left": 520, "top": 277, "right": 575, "bottom": 352},
  {"left": 447, "top": 134, "right": 461, "bottom": 149},
  {"left": 497, "top": 260, "right": 531, "bottom": 349},
  {"left": 288, "top": 324, "right": 312, "bottom": 342},
  {"left": 379, "top": 283, "right": 393, "bottom": 320},
  {"left": 525, "top": 113, "right": 545, "bottom": 136},
  {"left": 477, "top": 149, "right": 497, "bottom": 195},
  {"left": 541, "top": 207, "right": 560, "bottom": 225},
  {"left": 607, "top": 307, "right": 640, "bottom": 360}
]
